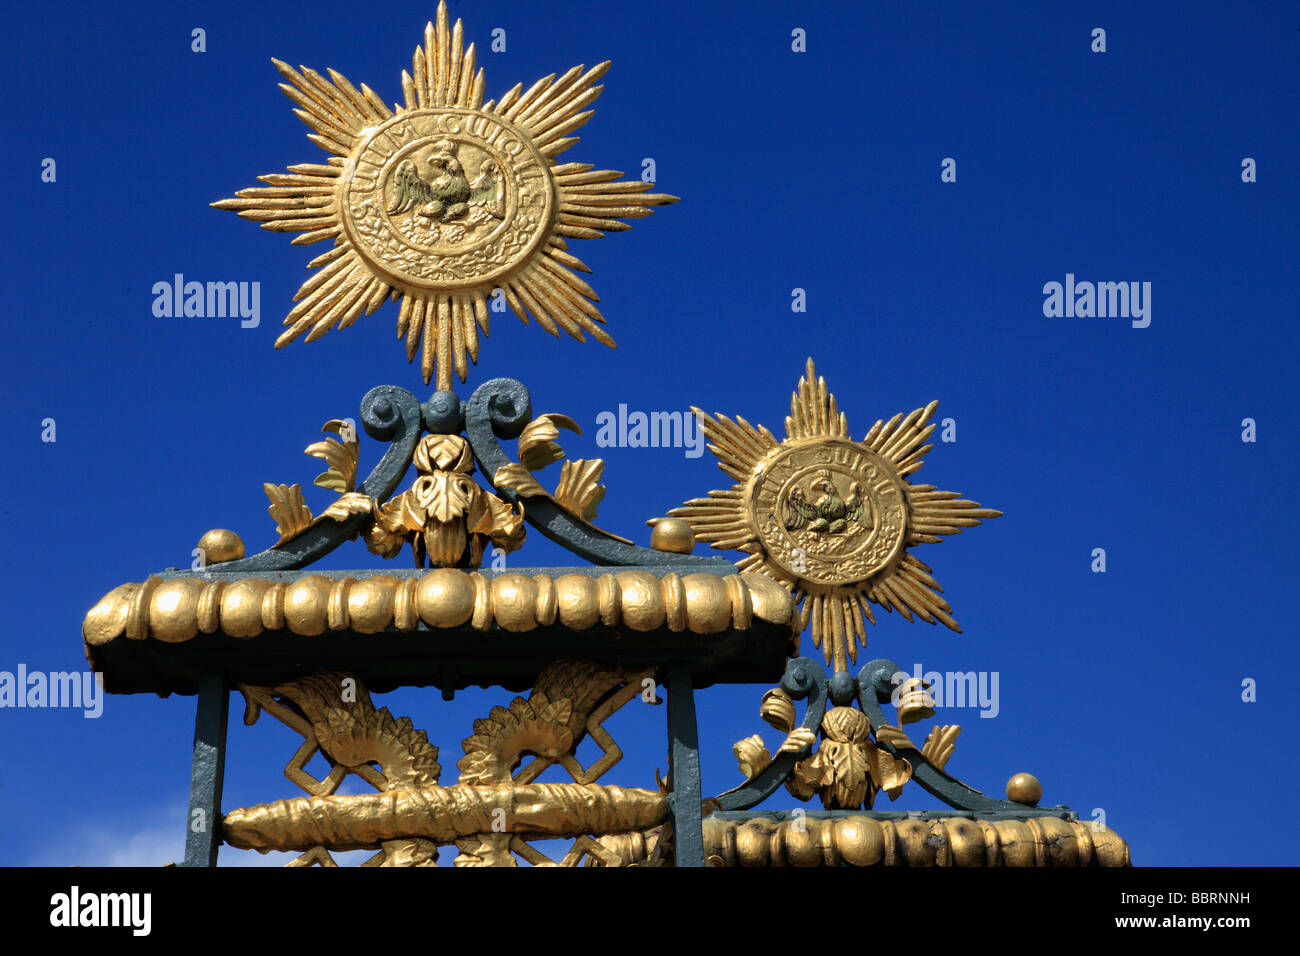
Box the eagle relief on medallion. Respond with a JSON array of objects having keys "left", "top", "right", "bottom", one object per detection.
[
  {"left": 752, "top": 440, "right": 907, "bottom": 588},
  {"left": 344, "top": 110, "right": 554, "bottom": 290}
]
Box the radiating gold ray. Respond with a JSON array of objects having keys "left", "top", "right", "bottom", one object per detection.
[
  {"left": 289, "top": 225, "right": 341, "bottom": 245},
  {"left": 521, "top": 275, "right": 587, "bottom": 342},
  {"left": 535, "top": 253, "right": 602, "bottom": 302},
  {"left": 518, "top": 63, "right": 609, "bottom": 131},
  {"left": 422, "top": 299, "right": 437, "bottom": 386},
  {"left": 411, "top": 45, "right": 429, "bottom": 109},
  {"left": 529, "top": 275, "right": 612, "bottom": 345},
  {"left": 504, "top": 72, "right": 559, "bottom": 121},
  {"left": 339, "top": 278, "right": 387, "bottom": 330},
  {"left": 509, "top": 280, "right": 561, "bottom": 338},
  {"left": 502, "top": 286, "right": 529, "bottom": 326},
  {"left": 830, "top": 595, "right": 847, "bottom": 673},
  {"left": 435, "top": 297, "right": 452, "bottom": 388},
  {"left": 688, "top": 410, "right": 778, "bottom": 483},
  {"left": 471, "top": 293, "right": 490, "bottom": 336},
  {"left": 554, "top": 166, "right": 623, "bottom": 186},
  {"left": 306, "top": 282, "right": 370, "bottom": 343},
  {"left": 305, "top": 244, "right": 351, "bottom": 269},
  {"left": 445, "top": 22, "right": 464, "bottom": 105},
  {"left": 450, "top": 297, "right": 468, "bottom": 379},
  {"left": 460, "top": 296, "right": 479, "bottom": 363},
  {"left": 326, "top": 68, "right": 388, "bottom": 122},
  {"left": 785, "top": 358, "right": 847, "bottom": 441}
]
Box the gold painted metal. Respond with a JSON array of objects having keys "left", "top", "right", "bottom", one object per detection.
[
  {"left": 694, "top": 815, "right": 1131, "bottom": 867},
  {"left": 83, "top": 569, "right": 795, "bottom": 645},
  {"left": 493, "top": 411, "right": 614, "bottom": 528},
  {"left": 732, "top": 683, "right": 976, "bottom": 811},
  {"left": 672, "top": 357, "right": 1001, "bottom": 671},
  {"left": 225, "top": 663, "right": 672, "bottom": 867},
  {"left": 213, "top": 1, "right": 678, "bottom": 389},
  {"left": 322, "top": 434, "right": 525, "bottom": 568},
  {"left": 196, "top": 529, "right": 245, "bottom": 565},
  {"left": 895, "top": 676, "right": 937, "bottom": 724},
  {"left": 647, "top": 517, "right": 696, "bottom": 554},
  {"left": 1007, "top": 772, "right": 1043, "bottom": 806},
  {"left": 588, "top": 815, "right": 1130, "bottom": 867}
]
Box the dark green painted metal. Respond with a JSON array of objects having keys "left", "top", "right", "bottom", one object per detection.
[
  {"left": 711, "top": 657, "right": 828, "bottom": 811},
  {"left": 202, "top": 385, "right": 423, "bottom": 573},
  {"left": 465, "top": 377, "right": 736, "bottom": 570},
  {"left": 858, "top": 659, "right": 1070, "bottom": 815},
  {"left": 666, "top": 664, "right": 705, "bottom": 867},
  {"left": 182, "top": 671, "right": 228, "bottom": 867}
]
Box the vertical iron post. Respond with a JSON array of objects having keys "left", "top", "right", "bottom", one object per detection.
[
  {"left": 666, "top": 664, "right": 705, "bottom": 867},
  {"left": 183, "top": 671, "right": 229, "bottom": 867}
]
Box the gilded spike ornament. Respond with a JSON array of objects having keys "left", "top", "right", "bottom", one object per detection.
[
  {"left": 671, "top": 358, "right": 1002, "bottom": 673},
  {"left": 213, "top": 1, "right": 677, "bottom": 390}
]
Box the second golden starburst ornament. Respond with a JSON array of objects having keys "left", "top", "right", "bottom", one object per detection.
[
  {"left": 215, "top": 1, "right": 677, "bottom": 390},
  {"left": 671, "top": 358, "right": 1002, "bottom": 673}
]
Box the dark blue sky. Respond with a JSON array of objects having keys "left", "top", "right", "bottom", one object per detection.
[{"left": 1, "top": 0, "right": 1296, "bottom": 866}]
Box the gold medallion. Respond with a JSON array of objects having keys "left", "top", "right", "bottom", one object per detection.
[
  {"left": 344, "top": 109, "right": 553, "bottom": 291},
  {"left": 214, "top": 1, "right": 677, "bottom": 389},
  {"left": 672, "top": 358, "right": 1001, "bottom": 672},
  {"left": 752, "top": 440, "right": 907, "bottom": 588}
]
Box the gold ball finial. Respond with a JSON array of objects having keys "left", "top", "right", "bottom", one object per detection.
[
  {"left": 648, "top": 517, "right": 695, "bottom": 554},
  {"left": 197, "top": 529, "right": 245, "bottom": 565},
  {"left": 1006, "top": 772, "right": 1042, "bottom": 806}
]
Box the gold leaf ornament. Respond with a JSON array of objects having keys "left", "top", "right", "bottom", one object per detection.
[
  {"left": 264, "top": 483, "right": 313, "bottom": 546},
  {"left": 305, "top": 419, "right": 359, "bottom": 492},
  {"left": 759, "top": 688, "right": 796, "bottom": 733},
  {"left": 733, "top": 735, "right": 772, "bottom": 780},
  {"left": 554, "top": 459, "right": 605, "bottom": 520},
  {"left": 518, "top": 413, "right": 581, "bottom": 471},
  {"left": 921, "top": 725, "right": 961, "bottom": 771}
]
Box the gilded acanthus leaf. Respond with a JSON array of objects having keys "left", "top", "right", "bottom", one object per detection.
[
  {"left": 493, "top": 462, "right": 550, "bottom": 499},
  {"left": 921, "top": 725, "right": 961, "bottom": 770},
  {"left": 733, "top": 735, "right": 772, "bottom": 780},
  {"left": 872, "top": 750, "right": 912, "bottom": 800},
  {"left": 264, "top": 482, "right": 313, "bottom": 546},
  {"left": 816, "top": 740, "right": 872, "bottom": 809},
  {"left": 873, "top": 723, "right": 916, "bottom": 752},
  {"left": 776, "top": 727, "right": 817, "bottom": 757},
  {"left": 553, "top": 458, "right": 605, "bottom": 520},
  {"left": 305, "top": 420, "right": 360, "bottom": 492},
  {"left": 518, "top": 413, "right": 582, "bottom": 472},
  {"left": 318, "top": 491, "right": 376, "bottom": 523},
  {"left": 759, "top": 688, "right": 796, "bottom": 733},
  {"left": 821, "top": 706, "right": 870, "bottom": 744}
]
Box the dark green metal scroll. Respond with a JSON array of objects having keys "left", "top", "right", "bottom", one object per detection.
[
  {"left": 858, "top": 658, "right": 1069, "bottom": 814},
  {"left": 464, "top": 377, "right": 735, "bottom": 569},
  {"left": 203, "top": 385, "right": 423, "bottom": 573},
  {"left": 710, "top": 657, "right": 829, "bottom": 811}
]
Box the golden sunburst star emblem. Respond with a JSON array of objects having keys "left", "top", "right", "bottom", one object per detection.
[
  {"left": 214, "top": 1, "right": 677, "bottom": 389},
  {"left": 671, "top": 358, "right": 1002, "bottom": 673}
]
